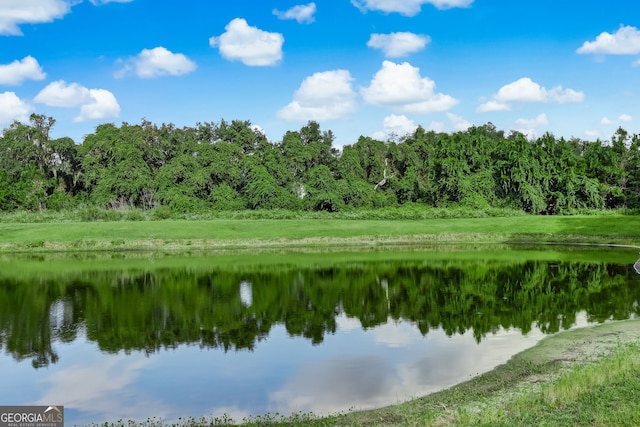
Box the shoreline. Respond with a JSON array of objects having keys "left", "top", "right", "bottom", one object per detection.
[
  {"left": 300, "top": 319, "right": 640, "bottom": 427},
  {"left": 2, "top": 235, "right": 640, "bottom": 255}
]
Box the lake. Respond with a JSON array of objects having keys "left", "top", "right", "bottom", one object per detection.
[{"left": 0, "top": 245, "right": 638, "bottom": 426}]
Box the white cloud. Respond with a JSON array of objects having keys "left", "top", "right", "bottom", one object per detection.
[
  {"left": 426, "top": 121, "right": 445, "bottom": 133},
  {"left": 361, "top": 60, "right": 458, "bottom": 114},
  {"left": 384, "top": 114, "right": 418, "bottom": 134},
  {"left": 0, "top": 56, "right": 46, "bottom": 85},
  {"left": 478, "top": 77, "right": 584, "bottom": 112},
  {"left": 547, "top": 87, "right": 585, "bottom": 103},
  {"left": 34, "top": 80, "right": 120, "bottom": 122},
  {"left": 372, "top": 114, "right": 418, "bottom": 140},
  {"left": 633, "top": 59, "right": 640, "bottom": 67},
  {"left": 515, "top": 113, "right": 549, "bottom": 137},
  {"left": 577, "top": 25, "right": 640, "bottom": 55},
  {"left": 278, "top": 70, "right": 357, "bottom": 121},
  {"left": 0, "top": 0, "right": 133, "bottom": 35},
  {"left": 0, "top": 92, "right": 31, "bottom": 128},
  {"left": 398, "top": 113, "right": 469, "bottom": 135},
  {"left": 495, "top": 78, "right": 547, "bottom": 103},
  {"left": 351, "top": 0, "right": 473, "bottom": 16},
  {"left": 367, "top": 32, "right": 430, "bottom": 57},
  {"left": 116, "top": 47, "right": 197, "bottom": 78},
  {"left": 476, "top": 100, "right": 510, "bottom": 112},
  {"left": 495, "top": 78, "right": 584, "bottom": 103},
  {"left": 585, "top": 130, "right": 601, "bottom": 138},
  {"left": 35, "top": 354, "right": 165, "bottom": 424},
  {"left": 273, "top": 3, "right": 316, "bottom": 24},
  {"left": 601, "top": 114, "right": 633, "bottom": 125},
  {"left": 515, "top": 113, "right": 549, "bottom": 128},
  {"left": 447, "top": 112, "right": 471, "bottom": 131},
  {"left": 76, "top": 89, "right": 120, "bottom": 122},
  {"left": 34, "top": 81, "right": 91, "bottom": 107},
  {"left": 210, "top": 18, "right": 284, "bottom": 66},
  {"left": 0, "top": 0, "right": 72, "bottom": 35}
]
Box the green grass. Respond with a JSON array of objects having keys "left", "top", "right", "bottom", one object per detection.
[
  {"left": 0, "top": 215, "right": 639, "bottom": 252},
  {"left": 451, "top": 342, "right": 640, "bottom": 426}
]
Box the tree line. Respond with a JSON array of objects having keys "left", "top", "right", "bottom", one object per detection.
[{"left": 1, "top": 114, "right": 639, "bottom": 213}]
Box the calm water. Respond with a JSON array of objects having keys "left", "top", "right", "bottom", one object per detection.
[{"left": 0, "top": 247, "right": 639, "bottom": 425}]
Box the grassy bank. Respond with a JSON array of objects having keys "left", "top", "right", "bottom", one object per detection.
[{"left": 1, "top": 214, "right": 639, "bottom": 252}]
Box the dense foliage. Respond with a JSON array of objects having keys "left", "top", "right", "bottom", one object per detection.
[{"left": 1, "top": 114, "right": 639, "bottom": 214}]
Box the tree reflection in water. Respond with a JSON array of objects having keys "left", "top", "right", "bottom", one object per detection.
[{"left": 0, "top": 256, "right": 638, "bottom": 368}]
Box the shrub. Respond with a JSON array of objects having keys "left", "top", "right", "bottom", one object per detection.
[
  {"left": 124, "top": 209, "right": 144, "bottom": 221},
  {"left": 151, "top": 205, "right": 172, "bottom": 220},
  {"left": 47, "top": 190, "right": 76, "bottom": 212},
  {"left": 78, "top": 206, "right": 107, "bottom": 222}
]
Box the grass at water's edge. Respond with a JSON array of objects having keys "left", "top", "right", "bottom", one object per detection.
[
  {"left": 90, "top": 320, "right": 640, "bottom": 427},
  {"left": 1, "top": 215, "right": 639, "bottom": 253}
]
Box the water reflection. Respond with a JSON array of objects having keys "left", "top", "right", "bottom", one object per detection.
[
  {"left": 0, "top": 250, "right": 638, "bottom": 424},
  {"left": 268, "top": 318, "right": 550, "bottom": 416}
]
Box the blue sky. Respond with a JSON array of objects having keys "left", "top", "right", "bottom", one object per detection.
[{"left": 1, "top": 0, "right": 639, "bottom": 147}]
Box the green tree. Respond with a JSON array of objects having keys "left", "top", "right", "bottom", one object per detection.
[
  {"left": 280, "top": 121, "right": 339, "bottom": 181},
  {"left": 304, "top": 165, "right": 344, "bottom": 212},
  {"left": 79, "top": 123, "right": 156, "bottom": 208},
  {"left": 625, "top": 132, "right": 640, "bottom": 207},
  {"left": 0, "top": 114, "right": 73, "bottom": 210},
  {"left": 583, "top": 129, "right": 629, "bottom": 208},
  {"left": 493, "top": 132, "right": 546, "bottom": 212},
  {"left": 215, "top": 119, "right": 266, "bottom": 155},
  {"left": 245, "top": 165, "right": 299, "bottom": 210}
]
